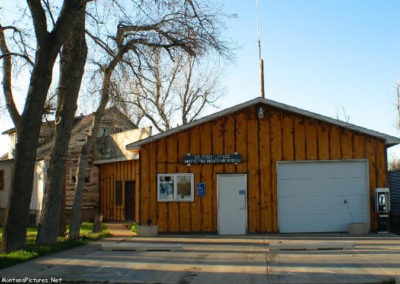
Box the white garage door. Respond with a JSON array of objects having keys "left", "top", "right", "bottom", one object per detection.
[{"left": 277, "top": 160, "right": 370, "bottom": 233}]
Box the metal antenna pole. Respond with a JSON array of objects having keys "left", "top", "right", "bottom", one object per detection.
[{"left": 256, "top": 0, "right": 265, "bottom": 98}]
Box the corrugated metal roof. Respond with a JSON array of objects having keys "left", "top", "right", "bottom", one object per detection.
[
  {"left": 126, "top": 97, "right": 400, "bottom": 150},
  {"left": 389, "top": 170, "right": 400, "bottom": 217}
]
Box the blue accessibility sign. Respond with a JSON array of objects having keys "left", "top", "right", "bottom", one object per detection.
[{"left": 196, "top": 183, "right": 206, "bottom": 197}]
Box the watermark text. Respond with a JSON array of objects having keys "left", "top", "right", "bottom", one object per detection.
[{"left": 1, "top": 277, "right": 62, "bottom": 283}]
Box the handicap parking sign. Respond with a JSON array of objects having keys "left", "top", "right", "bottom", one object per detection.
[{"left": 196, "top": 183, "right": 206, "bottom": 197}]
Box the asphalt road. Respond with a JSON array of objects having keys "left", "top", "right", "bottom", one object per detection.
[{"left": 1, "top": 234, "right": 400, "bottom": 284}]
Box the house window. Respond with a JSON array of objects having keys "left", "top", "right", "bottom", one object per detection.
[
  {"left": 84, "top": 169, "right": 92, "bottom": 183},
  {"left": 157, "top": 173, "right": 194, "bottom": 202},
  {"left": 69, "top": 168, "right": 92, "bottom": 184},
  {"left": 0, "top": 170, "right": 4, "bottom": 191},
  {"left": 115, "top": 181, "right": 123, "bottom": 206},
  {"left": 113, "top": 127, "right": 123, "bottom": 133}
]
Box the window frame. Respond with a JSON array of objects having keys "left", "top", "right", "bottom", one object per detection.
[
  {"left": 115, "top": 181, "right": 123, "bottom": 206},
  {"left": 157, "top": 173, "right": 194, "bottom": 202},
  {"left": 0, "top": 169, "right": 4, "bottom": 191},
  {"left": 69, "top": 167, "right": 92, "bottom": 184}
]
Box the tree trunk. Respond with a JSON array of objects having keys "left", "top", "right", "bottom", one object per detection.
[
  {"left": 0, "top": 24, "right": 21, "bottom": 128},
  {"left": 0, "top": 0, "right": 85, "bottom": 253},
  {"left": 37, "top": 4, "right": 88, "bottom": 245},
  {"left": 68, "top": 96, "right": 109, "bottom": 239},
  {"left": 68, "top": 140, "right": 92, "bottom": 239},
  {"left": 69, "top": 68, "right": 113, "bottom": 239},
  {"left": 1, "top": 41, "right": 61, "bottom": 253}
]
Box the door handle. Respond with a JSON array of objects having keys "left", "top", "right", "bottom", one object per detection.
[{"left": 241, "top": 194, "right": 246, "bottom": 210}]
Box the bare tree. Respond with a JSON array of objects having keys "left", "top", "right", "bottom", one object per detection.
[
  {"left": 68, "top": 0, "right": 229, "bottom": 238},
  {"left": 390, "top": 83, "right": 400, "bottom": 171},
  {"left": 389, "top": 155, "right": 400, "bottom": 171},
  {"left": 1, "top": 0, "right": 229, "bottom": 246},
  {"left": 0, "top": 23, "right": 31, "bottom": 129},
  {"left": 397, "top": 83, "right": 400, "bottom": 130},
  {"left": 0, "top": 0, "right": 90, "bottom": 253},
  {"left": 178, "top": 56, "right": 222, "bottom": 125},
  {"left": 335, "top": 105, "right": 350, "bottom": 123},
  {"left": 37, "top": 3, "right": 88, "bottom": 245},
  {"left": 68, "top": 42, "right": 124, "bottom": 239},
  {"left": 128, "top": 50, "right": 223, "bottom": 132}
]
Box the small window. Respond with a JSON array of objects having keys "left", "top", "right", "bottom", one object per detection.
[
  {"left": 157, "top": 173, "right": 194, "bottom": 202},
  {"left": 69, "top": 168, "right": 92, "bottom": 184},
  {"left": 116, "top": 181, "right": 123, "bottom": 206},
  {"left": 84, "top": 169, "right": 92, "bottom": 183},
  {"left": 0, "top": 170, "right": 4, "bottom": 191},
  {"left": 69, "top": 168, "right": 77, "bottom": 184},
  {"left": 113, "top": 127, "right": 123, "bottom": 133}
]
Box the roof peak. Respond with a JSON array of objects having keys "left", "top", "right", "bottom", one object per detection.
[{"left": 126, "top": 97, "right": 400, "bottom": 150}]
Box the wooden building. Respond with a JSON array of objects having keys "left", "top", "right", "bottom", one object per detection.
[
  {"left": 127, "top": 97, "right": 400, "bottom": 234},
  {"left": 95, "top": 127, "right": 152, "bottom": 222},
  {"left": 38, "top": 108, "right": 137, "bottom": 223},
  {"left": 388, "top": 170, "right": 400, "bottom": 225},
  {"left": 1, "top": 107, "right": 137, "bottom": 225}
]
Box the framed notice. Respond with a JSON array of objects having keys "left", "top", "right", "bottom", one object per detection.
[{"left": 157, "top": 173, "right": 194, "bottom": 202}]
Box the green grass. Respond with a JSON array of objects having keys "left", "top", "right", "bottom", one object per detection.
[
  {"left": 0, "top": 222, "right": 110, "bottom": 269},
  {"left": 130, "top": 222, "right": 139, "bottom": 233}
]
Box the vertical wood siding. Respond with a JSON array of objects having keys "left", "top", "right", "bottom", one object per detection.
[
  {"left": 61, "top": 126, "right": 99, "bottom": 223},
  {"left": 99, "top": 160, "right": 139, "bottom": 222},
  {"left": 139, "top": 104, "right": 388, "bottom": 233},
  {"left": 388, "top": 170, "right": 400, "bottom": 217}
]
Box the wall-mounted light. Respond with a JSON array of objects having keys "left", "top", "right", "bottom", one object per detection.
[{"left": 257, "top": 106, "right": 264, "bottom": 119}]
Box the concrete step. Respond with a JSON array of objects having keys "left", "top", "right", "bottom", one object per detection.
[
  {"left": 269, "top": 240, "right": 354, "bottom": 251},
  {"left": 104, "top": 223, "right": 136, "bottom": 237},
  {"left": 102, "top": 242, "right": 183, "bottom": 251},
  {"left": 105, "top": 223, "right": 131, "bottom": 229}
]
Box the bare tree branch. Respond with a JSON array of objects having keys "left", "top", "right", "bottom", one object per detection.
[
  {"left": 86, "top": 29, "right": 116, "bottom": 57},
  {"left": 42, "top": 0, "right": 56, "bottom": 27},
  {"left": 0, "top": 23, "right": 21, "bottom": 128},
  {"left": 0, "top": 52, "right": 34, "bottom": 66},
  {"left": 26, "top": 0, "right": 48, "bottom": 44},
  {"left": 122, "top": 50, "right": 223, "bottom": 132}
]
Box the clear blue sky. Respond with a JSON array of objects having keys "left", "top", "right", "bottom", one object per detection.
[
  {"left": 218, "top": 0, "right": 400, "bottom": 158},
  {"left": 1, "top": 0, "right": 400, "bottom": 158}
]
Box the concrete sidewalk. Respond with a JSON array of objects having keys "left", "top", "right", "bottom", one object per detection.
[{"left": 1, "top": 234, "right": 400, "bottom": 284}]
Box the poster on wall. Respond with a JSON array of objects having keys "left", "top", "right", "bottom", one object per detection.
[
  {"left": 158, "top": 175, "right": 174, "bottom": 201},
  {"left": 157, "top": 173, "right": 194, "bottom": 202},
  {"left": 176, "top": 175, "right": 192, "bottom": 200}
]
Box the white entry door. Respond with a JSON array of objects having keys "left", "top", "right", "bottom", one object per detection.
[{"left": 217, "top": 174, "right": 247, "bottom": 234}]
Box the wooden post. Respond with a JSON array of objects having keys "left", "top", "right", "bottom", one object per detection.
[
  {"left": 260, "top": 59, "right": 265, "bottom": 98},
  {"left": 92, "top": 213, "right": 103, "bottom": 233}
]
